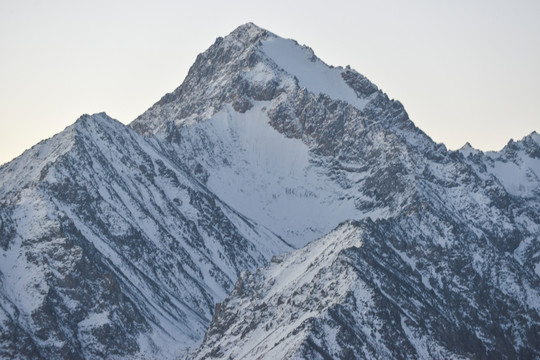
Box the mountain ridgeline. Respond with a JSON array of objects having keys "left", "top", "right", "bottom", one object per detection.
[{"left": 0, "top": 23, "right": 538, "bottom": 359}]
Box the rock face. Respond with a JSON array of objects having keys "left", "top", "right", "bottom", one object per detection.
[{"left": 1, "top": 23, "right": 539, "bottom": 359}]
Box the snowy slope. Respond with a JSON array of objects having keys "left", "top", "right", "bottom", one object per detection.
[
  {"left": 459, "top": 132, "right": 540, "bottom": 198},
  {"left": 260, "top": 37, "right": 369, "bottom": 110},
  {"left": 485, "top": 132, "right": 540, "bottom": 198},
  {"left": 162, "top": 102, "right": 370, "bottom": 247}
]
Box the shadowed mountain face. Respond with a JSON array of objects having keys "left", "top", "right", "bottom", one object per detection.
[{"left": 1, "top": 23, "right": 539, "bottom": 359}]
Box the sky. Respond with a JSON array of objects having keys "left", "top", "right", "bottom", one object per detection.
[{"left": 1, "top": 0, "right": 539, "bottom": 165}]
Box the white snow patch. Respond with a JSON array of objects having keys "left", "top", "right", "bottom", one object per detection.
[
  {"left": 486, "top": 149, "right": 540, "bottom": 198},
  {"left": 192, "top": 103, "right": 363, "bottom": 247},
  {"left": 261, "top": 37, "right": 368, "bottom": 110},
  {"left": 78, "top": 311, "right": 110, "bottom": 328}
]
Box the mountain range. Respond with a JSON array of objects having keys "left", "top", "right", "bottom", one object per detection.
[{"left": 0, "top": 23, "right": 538, "bottom": 359}]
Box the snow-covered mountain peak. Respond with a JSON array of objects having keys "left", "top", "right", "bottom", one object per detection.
[
  {"left": 0, "top": 112, "right": 122, "bottom": 195},
  {"left": 130, "top": 25, "right": 468, "bottom": 249},
  {"left": 0, "top": 123, "right": 77, "bottom": 194},
  {"left": 483, "top": 132, "right": 540, "bottom": 165},
  {"left": 73, "top": 111, "right": 113, "bottom": 126},
  {"left": 531, "top": 130, "right": 540, "bottom": 143},
  {"left": 131, "top": 23, "right": 384, "bottom": 139},
  {"left": 226, "top": 22, "right": 271, "bottom": 45},
  {"left": 70, "top": 112, "right": 132, "bottom": 142},
  {"left": 520, "top": 131, "right": 540, "bottom": 157},
  {"left": 457, "top": 141, "right": 481, "bottom": 157},
  {"left": 72, "top": 112, "right": 135, "bottom": 141}
]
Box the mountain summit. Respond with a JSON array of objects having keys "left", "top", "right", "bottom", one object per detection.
[
  {"left": 1, "top": 23, "right": 539, "bottom": 359},
  {"left": 132, "top": 23, "right": 436, "bottom": 248},
  {"left": 132, "top": 22, "right": 381, "bottom": 137}
]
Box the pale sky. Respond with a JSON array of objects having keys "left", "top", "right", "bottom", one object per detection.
[{"left": 1, "top": 0, "right": 539, "bottom": 165}]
